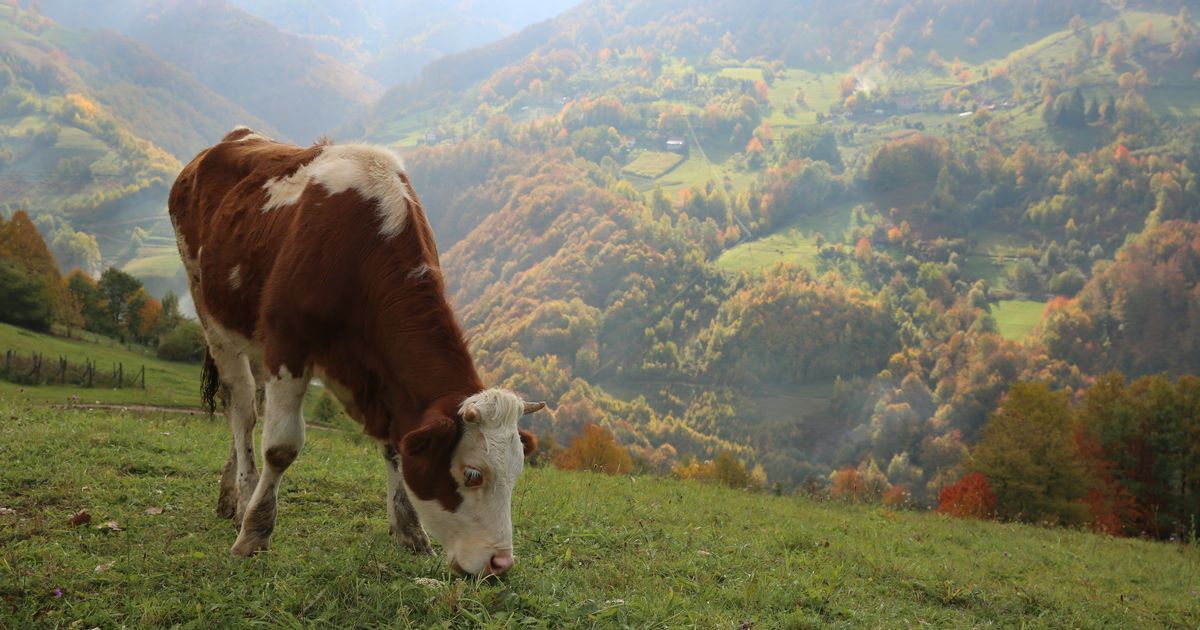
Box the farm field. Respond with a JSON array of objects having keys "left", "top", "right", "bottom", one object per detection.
[
  {"left": 1, "top": 404, "right": 1196, "bottom": 627},
  {"left": 992, "top": 299, "right": 1047, "bottom": 342},
  {"left": 621, "top": 149, "right": 684, "bottom": 179},
  {"left": 715, "top": 205, "right": 853, "bottom": 274}
]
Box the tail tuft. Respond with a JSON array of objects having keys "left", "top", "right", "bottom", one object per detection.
[{"left": 201, "top": 349, "right": 220, "bottom": 415}]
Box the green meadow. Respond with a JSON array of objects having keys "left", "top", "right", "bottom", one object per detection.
[{"left": 1, "top": 403, "right": 1196, "bottom": 627}]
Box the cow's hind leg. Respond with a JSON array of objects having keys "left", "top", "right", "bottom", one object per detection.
[
  {"left": 204, "top": 339, "right": 259, "bottom": 523},
  {"left": 231, "top": 366, "right": 308, "bottom": 557},
  {"left": 381, "top": 445, "right": 433, "bottom": 554}
]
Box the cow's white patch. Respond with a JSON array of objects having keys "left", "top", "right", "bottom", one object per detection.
[
  {"left": 231, "top": 125, "right": 252, "bottom": 132},
  {"left": 233, "top": 133, "right": 269, "bottom": 143},
  {"left": 403, "top": 388, "right": 528, "bottom": 575},
  {"left": 261, "top": 144, "right": 413, "bottom": 238},
  {"left": 408, "top": 263, "right": 435, "bottom": 281},
  {"left": 228, "top": 265, "right": 242, "bottom": 290}
]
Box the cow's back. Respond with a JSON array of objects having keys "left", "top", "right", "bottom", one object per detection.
[{"left": 169, "top": 129, "right": 326, "bottom": 341}]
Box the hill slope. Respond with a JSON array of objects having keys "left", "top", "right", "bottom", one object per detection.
[
  {"left": 0, "top": 405, "right": 1195, "bottom": 627},
  {"left": 38, "top": 0, "right": 380, "bottom": 142},
  {"left": 229, "top": 0, "right": 581, "bottom": 85}
]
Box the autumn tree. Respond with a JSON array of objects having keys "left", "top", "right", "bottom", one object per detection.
[
  {"left": 936, "top": 472, "right": 996, "bottom": 519},
  {"left": 969, "top": 382, "right": 1089, "bottom": 525},
  {"left": 554, "top": 424, "right": 634, "bottom": 474}
]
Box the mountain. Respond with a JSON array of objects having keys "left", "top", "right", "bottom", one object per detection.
[
  {"left": 0, "top": 3, "right": 286, "bottom": 280},
  {"left": 38, "top": 0, "right": 381, "bottom": 142},
  {"left": 365, "top": 0, "right": 1200, "bottom": 497},
  {"left": 228, "top": 0, "right": 581, "bottom": 85}
]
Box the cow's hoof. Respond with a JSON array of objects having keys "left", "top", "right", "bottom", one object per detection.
[
  {"left": 406, "top": 538, "right": 434, "bottom": 556},
  {"left": 216, "top": 491, "right": 237, "bottom": 520},
  {"left": 230, "top": 536, "right": 269, "bottom": 557},
  {"left": 390, "top": 526, "right": 434, "bottom": 555}
]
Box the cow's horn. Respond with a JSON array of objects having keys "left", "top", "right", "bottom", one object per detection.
[
  {"left": 523, "top": 401, "right": 546, "bottom": 415},
  {"left": 462, "top": 405, "right": 480, "bottom": 423}
]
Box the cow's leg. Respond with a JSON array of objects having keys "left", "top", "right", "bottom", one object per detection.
[
  {"left": 205, "top": 340, "right": 259, "bottom": 523},
  {"left": 231, "top": 366, "right": 308, "bottom": 557},
  {"left": 381, "top": 444, "right": 433, "bottom": 554}
]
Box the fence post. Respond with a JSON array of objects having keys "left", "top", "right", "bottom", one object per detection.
[
  {"left": 31, "top": 352, "right": 42, "bottom": 384},
  {"left": 139, "top": 365, "right": 145, "bottom": 389},
  {"left": 87, "top": 360, "right": 93, "bottom": 388},
  {"left": 3, "top": 350, "right": 9, "bottom": 377},
  {"left": 117, "top": 362, "right": 123, "bottom": 388},
  {"left": 59, "top": 356, "right": 67, "bottom": 384}
]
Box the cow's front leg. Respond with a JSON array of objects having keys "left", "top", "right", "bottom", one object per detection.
[
  {"left": 231, "top": 366, "right": 308, "bottom": 557},
  {"left": 381, "top": 444, "right": 433, "bottom": 554}
]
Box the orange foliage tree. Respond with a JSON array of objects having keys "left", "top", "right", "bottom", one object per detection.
[{"left": 554, "top": 424, "right": 633, "bottom": 474}]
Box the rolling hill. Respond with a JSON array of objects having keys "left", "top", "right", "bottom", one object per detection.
[
  {"left": 0, "top": 404, "right": 1195, "bottom": 626},
  {"left": 38, "top": 0, "right": 381, "bottom": 142}
]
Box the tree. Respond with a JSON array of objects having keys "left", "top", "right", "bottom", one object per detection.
[
  {"left": 156, "top": 320, "right": 206, "bottom": 362},
  {"left": 936, "top": 472, "right": 996, "bottom": 519},
  {"left": 96, "top": 267, "right": 143, "bottom": 340},
  {"left": 969, "top": 382, "right": 1089, "bottom": 525},
  {"left": 554, "top": 424, "right": 633, "bottom": 474},
  {"left": 0, "top": 260, "right": 54, "bottom": 330}
]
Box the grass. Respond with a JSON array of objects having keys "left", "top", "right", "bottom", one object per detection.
[
  {"left": 621, "top": 150, "right": 684, "bottom": 179},
  {"left": 714, "top": 204, "right": 853, "bottom": 274},
  {"left": 1, "top": 404, "right": 1197, "bottom": 627},
  {"left": 715, "top": 227, "right": 821, "bottom": 274},
  {"left": 0, "top": 322, "right": 201, "bottom": 408},
  {"left": 992, "top": 300, "right": 1047, "bottom": 342}
]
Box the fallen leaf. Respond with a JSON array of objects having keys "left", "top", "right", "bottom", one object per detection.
[
  {"left": 95, "top": 562, "right": 114, "bottom": 573},
  {"left": 413, "top": 577, "right": 443, "bottom": 589},
  {"left": 144, "top": 507, "right": 164, "bottom": 515},
  {"left": 97, "top": 520, "right": 121, "bottom": 532},
  {"left": 697, "top": 550, "right": 712, "bottom": 556},
  {"left": 0, "top": 507, "right": 15, "bottom": 516},
  {"left": 69, "top": 509, "right": 91, "bottom": 526}
]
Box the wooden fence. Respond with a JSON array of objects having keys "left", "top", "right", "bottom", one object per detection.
[{"left": 1, "top": 350, "right": 145, "bottom": 389}]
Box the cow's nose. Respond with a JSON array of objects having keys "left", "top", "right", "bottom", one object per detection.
[{"left": 488, "top": 551, "right": 514, "bottom": 575}]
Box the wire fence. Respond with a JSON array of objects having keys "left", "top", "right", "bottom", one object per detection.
[{"left": 1, "top": 349, "right": 145, "bottom": 389}]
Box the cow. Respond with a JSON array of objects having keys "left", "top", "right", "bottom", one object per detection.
[{"left": 168, "top": 127, "right": 544, "bottom": 576}]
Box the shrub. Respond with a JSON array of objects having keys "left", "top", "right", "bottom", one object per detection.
[
  {"left": 0, "top": 260, "right": 54, "bottom": 331},
  {"left": 554, "top": 423, "right": 634, "bottom": 474},
  {"left": 936, "top": 472, "right": 996, "bottom": 519},
  {"left": 156, "top": 320, "right": 206, "bottom": 362}
]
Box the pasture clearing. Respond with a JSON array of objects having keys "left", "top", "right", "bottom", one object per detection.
[
  {"left": 992, "top": 299, "right": 1047, "bottom": 341},
  {"left": 1, "top": 404, "right": 1196, "bottom": 627},
  {"left": 621, "top": 150, "right": 684, "bottom": 179}
]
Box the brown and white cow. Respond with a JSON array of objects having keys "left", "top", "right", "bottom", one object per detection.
[{"left": 168, "top": 127, "right": 543, "bottom": 576}]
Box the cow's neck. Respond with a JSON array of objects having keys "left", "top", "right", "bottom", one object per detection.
[{"left": 374, "top": 290, "right": 483, "bottom": 441}]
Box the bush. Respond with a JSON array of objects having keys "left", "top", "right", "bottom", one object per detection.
[
  {"left": 0, "top": 260, "right": 54, "bottom": 331},
  {"left": 554, "top": 424, "right": 634, "bottom": 474},
  {"left": 156, "top": 320, "right": 206, "bottom": 362},
  {"left": 936, "top": 472, "right": 996, "bottom": 519}
]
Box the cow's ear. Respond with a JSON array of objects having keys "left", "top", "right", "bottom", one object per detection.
[
  {"left": 518, "top": 429, "right": 538, "bottom": 458},
  {"left": 401, "top": 415, "right": 460, "bottom": 458}
]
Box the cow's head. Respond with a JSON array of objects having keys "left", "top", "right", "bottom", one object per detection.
[{"left": 398, "top": 388, "right": 542, "bottom": 576}]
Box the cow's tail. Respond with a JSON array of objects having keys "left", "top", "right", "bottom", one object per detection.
[{"left": 201, "top": 349, "right": 220, "bottom": 415}]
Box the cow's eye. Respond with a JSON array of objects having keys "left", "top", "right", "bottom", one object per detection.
[{"left": 463, "top": 466, "right": 483, "bottom": 487}]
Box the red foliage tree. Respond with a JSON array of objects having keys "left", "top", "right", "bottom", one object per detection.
[{"left": 936, "top": 472, "right": 996, "bottom": 519}]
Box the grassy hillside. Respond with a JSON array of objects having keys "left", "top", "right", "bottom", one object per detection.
[
  {"left": 0, "top": 321, "right": 200, "bottom": 407},
  {"left": 0, "top": 405, "right": 1196, "bottom": 627}
]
